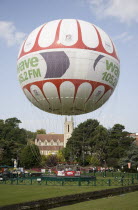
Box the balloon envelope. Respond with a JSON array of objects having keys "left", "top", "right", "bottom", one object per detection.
[{"left": 17, "top": 19, "right": 120, "bottom": 115}]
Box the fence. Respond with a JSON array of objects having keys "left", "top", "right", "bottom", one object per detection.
[
  {"left": 87, "top": 171, "right": 138, "bottom": 179},
  {"left": 0, "top": 176, "right": 138, "bottom": 187}
]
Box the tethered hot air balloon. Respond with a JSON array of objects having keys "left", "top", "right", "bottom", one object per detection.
[{"left": 17, "top": 19, "right": 120, "bottom": 115}]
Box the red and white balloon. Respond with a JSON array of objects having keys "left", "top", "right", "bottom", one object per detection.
[{"left": 17, "top": 19, "right": 120, "bottom": 115}]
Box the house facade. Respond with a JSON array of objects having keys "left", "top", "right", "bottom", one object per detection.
[{"left": 35, "top": 117, "right": 74, "bottom": 155}]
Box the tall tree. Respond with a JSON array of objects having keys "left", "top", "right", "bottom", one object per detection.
[
  {"left": 5, "top": 118, "right": 21, "bottom": 128},
  {"left": 0, "top": 117, "right": 35, "bottom": 165},
  {"left": 20, "top": 144, "right": 41, "bottom": 168},
  {"left": 107, "top": 124, "right": 134, "bottom": 167},
  {"left": 87, "top": 154, "right": 100, "bottom": 166},
  {"left": 119, "top": 144, "right": 138, "bottom": 171},
  {"left": 45, "top": 154, "right": 58, "bottom": 167},
  {"left": 65, "top": 121, "right": 134, "bottom": 167},
  {"left": 66, "top": 119, "right": 108, "bottom": 165},
  {"left": 0, "top": 117, "right": 27, "bottom": 143},
  {"left": 91, "top": 125, "right": 109, "bottom": 163}
]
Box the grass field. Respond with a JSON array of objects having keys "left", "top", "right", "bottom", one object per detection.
[
  {"left": 0, "top": 185, "right": 114, "bottom": 206},
  {"left": 53, "top": 191, "right": 138, "bottom": 210}
]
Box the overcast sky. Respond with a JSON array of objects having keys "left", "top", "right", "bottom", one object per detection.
[{"left": 0, "top": 0, "right": 138, "bottom": 133}]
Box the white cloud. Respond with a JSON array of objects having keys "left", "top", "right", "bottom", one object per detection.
[
  {"left": 86, "top": 0, "right": 138, "bottom": 23},
  {"left": 0, "top": 21, "right": 26, "bottom": 47},
  {"left": 113, "top": 32, "right": 133, "bottom": 42}
]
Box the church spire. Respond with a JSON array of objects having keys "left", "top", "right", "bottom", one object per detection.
[
  {"left": 64, "top": 116, "right": 74, "bottom": 147},
  {"left": 65, "top": 116, "right": 67, "bottom": 122},
  {"left": 71, "top": 116, "right": 73, "bottom": 122}
]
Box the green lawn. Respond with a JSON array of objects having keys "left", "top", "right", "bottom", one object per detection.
[
  {"left": 0, "top": 185, "right": 114, "bottom": 206},
  {"left": 53, "top": 191, "right": 138, "bottom": 210}
]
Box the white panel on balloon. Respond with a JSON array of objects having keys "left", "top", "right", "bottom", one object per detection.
[
  {"left": 78, "top": 20, "right": 99, "bottom": 48},
  {"left": 95, "top": 89, "right": 112, "bottom": 109},
  {"left": 74, "top": 83, "right": 92, "bottom": 112},
  {"left": 38, "top": 20, "right": 60, "bottom": 47},
  {"left": 95, "top": 26, "right": 113, "bottom": 54},
  {"left": 85, "top": 85, "right": 105, "bottom": 112},
  {"left": 30, "top": 85, "right": 50, "bottom": 111},
  {"left": 24, "top": 89, "right": 40, "bottom": 109},
  {"left": 60, "top": 81, "right": 75, "bottom": 114},
  {"left": 43, "top": 82, "right": 61, "bottom": 113},
  {"left": 59, "top": 19, "right": 78, "bottom": 46},
  {"left": 24, "top": 25, "right": 44, "bottom": 52}
]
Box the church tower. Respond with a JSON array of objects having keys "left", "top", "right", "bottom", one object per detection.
[{"left": 64, "top": 116, "right": 74, "bottom": 147}]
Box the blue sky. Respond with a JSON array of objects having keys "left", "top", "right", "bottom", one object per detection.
[{"left": 0, "top": 0, "right": 138, "bottom": 133}]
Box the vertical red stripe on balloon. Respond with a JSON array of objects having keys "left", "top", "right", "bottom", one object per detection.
[
  {"left": 23, "top": 87, "right": 40, "bottom": 105},
  {"left": 92, "top": 25, "right": 118, "bottom": 60},
  {"left": 52, "top": 20, "right": 62, "bottom": 48},
  {"left": 31, "top": 24, "right": 46, "bottom": 52}
]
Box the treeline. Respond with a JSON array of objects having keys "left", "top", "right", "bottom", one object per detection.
[
  {"left": 64, "top": 119, "right": 138, "bottom": 171},
  {"left": 0, "top": 117, "right": 138, "bottom": 172},
  {"left": 0, "top": 117, "right": 36, "bottom": 166}
]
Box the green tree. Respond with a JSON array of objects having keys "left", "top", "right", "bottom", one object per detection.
[
  {"left": 36, "top": 129, "right": 46, "bottom": 134},
  {"left": 20, "top": 144, "right": 41, "bottom": 168},
  {"left": 87, "top": 154, "right": 100, "bottom": 166},
  {"left": 0, "top": 117, "right": 36, "bottom": 165},
  {"left": 0, "top": 148, "right": 4, "bottom": 162},
  {"left": 41, "top": 155, "right": 47, "bottom": 167},
  {"left": 66, "top": 121, "right": 134, "bottom": 167},
  {"left": 0, "top": 120, "right": 4, "bottom": 139},
  {"left": 0, "top": 117, "right": 27, "bottom": 144},
  {"left": 26, "top": 130, "right": 36, "bottom": 140},
  {"left": 119, "top": 144, "right": 138, "bottom": 172},
  {"left": 61, "top": 147, "right": 71, "bottom": 162},
  {"left": 45, "top": 154, "right": 58, "bottom": 167},
  {"left": 66, "top": 119, "right": 108, "bottom": 165},
  {"left": 0, "top": 139, "right": 13, "bottom": 165},
  {"left": 90, "top": 125, "right": 109, "bottom": 163},
  {"left": 5, "top": 117, "right": 21, "bottom": 128},
  {"left": 107, "top": 124, "right": 134, "bottom": 167},
  {"left": 57, "top": 150, "right": 65, "bottom": 162}
]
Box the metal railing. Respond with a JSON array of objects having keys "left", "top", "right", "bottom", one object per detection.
[
  {"left": 0, "top": 176, "right": 138, "bottom": 186},
  {"left": 83, "top": 171, "right": 138, "bottom": 179}
]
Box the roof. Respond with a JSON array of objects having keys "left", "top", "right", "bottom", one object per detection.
[
  {"left": 36, "top": 134, "right": 64, "bottom": 142},
  {"left": 129, "top": 133, "right": 138, "bottom": 145}
]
